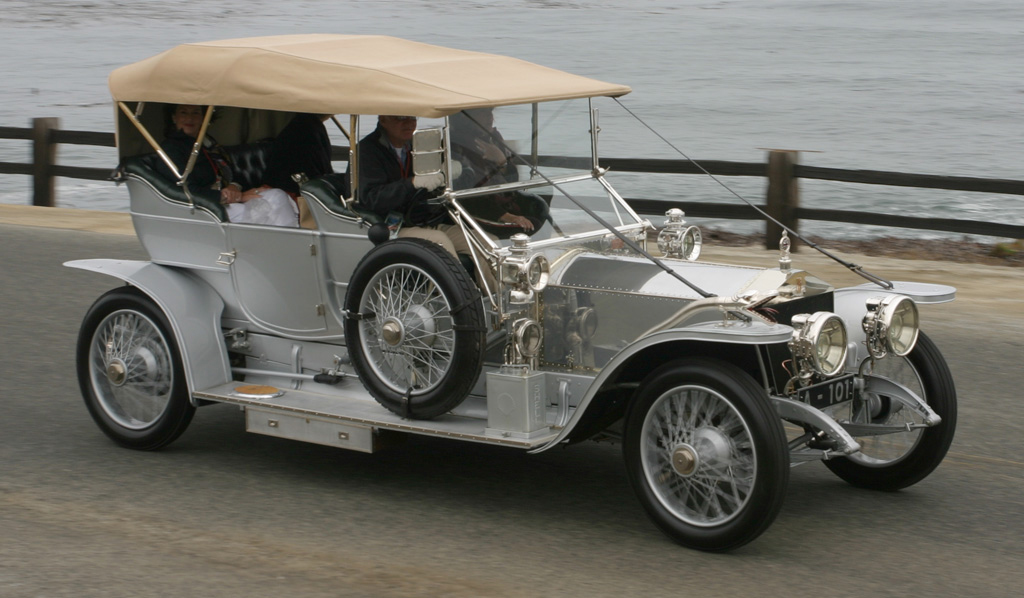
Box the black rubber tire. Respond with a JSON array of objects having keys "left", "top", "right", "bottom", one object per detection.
[
  {"left": 76, "top": 287, "right": 195, "bottom": 451},
  {"left": 623, "top": 358, "right": 790, "bottom": 552},
  {"left": 344, "top": 238, "right": 485, "bottom": 419},
  {"left": 825, "top": 332, "right": 957, "bottom": 490}
]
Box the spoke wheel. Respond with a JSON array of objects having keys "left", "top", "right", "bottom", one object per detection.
[
  {"left": 825, "top": 332, "right": 957, "bottom": 490},
  {"left": 624, "top": 359, "right": 788, "bottom": 551},
  {"left": 345, "top": 238, "right": 485, "bottom": 419},
  {"left": 76, "top": 287, "right": 194, "bottom": 450}
]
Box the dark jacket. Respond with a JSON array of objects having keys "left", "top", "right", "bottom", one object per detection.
[
  {"left": 156, "top": 129, "right": 231, "bottom": 203},
  {"left": 354, "top": 125, "right": 431, "bottom": 217},
  {"left": 450, "top": 128, "right": 518, "bottom": 190},
  {"left": 262, "top": 113, "right": 333, "bottom": 195}
]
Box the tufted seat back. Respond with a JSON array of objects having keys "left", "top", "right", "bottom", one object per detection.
[
  {"left": 300, "top": 173, "right": 381, "bottom": 225},
  {"left": 122, "top": 140, "right": 276, "bottom": 221},
  {"left": 226, "top": 141, "right": 274, "bottom": 190}
]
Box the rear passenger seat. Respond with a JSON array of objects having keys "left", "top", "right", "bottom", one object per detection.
[
  {"left": 122, "top": 142, "right": 378, "bottom": 226},
  {"left": 121, "top": 140, "right": 275, "bottom": 222}
]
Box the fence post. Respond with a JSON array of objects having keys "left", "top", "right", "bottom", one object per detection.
[
  {"left": 765, "top": 150, "right": 799, "bottom": 250},
  {"left": 32, "top": 117, "right": 59, "bottom": 207}
]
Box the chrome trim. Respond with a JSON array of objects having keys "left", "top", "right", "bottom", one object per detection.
[
  {"left": 525, "top": 222, "right": 651, "bottom": 252},
  {"left": 216, "top": 251, "right": 237, "bottom": 266},
  {"left": 641, "top": 295, "right": 760, "bottom": 337},
  {"left": 448, "top": 172, "right": 596, "bottom": 200},
  {"left": 555, "top": 379, "right": 572, "bottom": 428},
  {"left": 290, "top": 344, "right": 303, "bottom": 390},
  {"left": 861, "top": 373, "right": 942, "bottom": 427},
  {"left": 179, "top": 105, "right": 217, "bottom": 209},
  {"left": 595, "top": 172, "right": 644, "bottom": 228},
  {"left": 349, "top": 115, "right": 359, "bottom": 203},
  {"left": 770, "top": 396, "right": 862, "bottom": 456},
  {"left": 789, "top": 312, "right": 848, "bottom": 377},
  {"left": 232, "top": 367, "right": 321, "bottom": 382},
  {"left": 863, "top": 295, "right": 919, "bottom": 358},
  {"left": 840, "top": 421, "right": 934, "bottom": 436}
]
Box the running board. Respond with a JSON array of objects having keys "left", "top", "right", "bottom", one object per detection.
[{"left": 193, "top": 382, "right": 559, "bottom": 452}]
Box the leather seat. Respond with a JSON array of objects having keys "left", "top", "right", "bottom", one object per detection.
[
  {"left": 300, "top": 173, "right": 380, "bottom": 224},
  {"left": 122, "top": 140, "right": 276, "bottom": 221}
]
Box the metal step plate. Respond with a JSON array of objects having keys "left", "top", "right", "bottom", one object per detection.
[{"left": 194, "top": 381, "right": 559, "bottom": 450}]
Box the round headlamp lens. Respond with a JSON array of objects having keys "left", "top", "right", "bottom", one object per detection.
[
  {"left": 515, "top": 319, "right": 543, "bottom": 357},
  {"left": 681, "top": 226, "right": 702, "bottom": 261},
  {"left": 815, "top": 315, "right": 847, "bottom": 376},
  {"left": 525, "top": 254, "right": 550, "bottom": 292},
  {"left": 794, "top": 311, "right": 851, "bottom": 376},
  {"left": 881, "top": 296, "right": 919, "bottom": 356},
  {"left": 790, "top": 312, "right": 849, "bottom": 377}
]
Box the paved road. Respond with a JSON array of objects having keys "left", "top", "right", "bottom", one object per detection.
[{"left": 1, "top": 223, "right": 1022, "bottom": 598}]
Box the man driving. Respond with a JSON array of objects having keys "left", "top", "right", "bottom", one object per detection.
[{"left": 355, "top": 115, "right": 496, "bottom": 290}]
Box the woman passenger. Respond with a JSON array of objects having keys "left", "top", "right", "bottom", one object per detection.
[{"left": 157, "top": 104, "right": 299, "bottom": 227}]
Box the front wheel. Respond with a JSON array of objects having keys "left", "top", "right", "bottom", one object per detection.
[
  {"left": 623, "top": 359, "right": 789, "bottom": 552},
  {"left": 824, "top": 331, "right": 957, "bottom": 490},
  {"left": 76, "top": 287, "right": 194, "bottom": 450}
]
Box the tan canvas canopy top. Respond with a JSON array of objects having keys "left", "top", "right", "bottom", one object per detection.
[{"left": 109, "top": 34, "right": 631, "bottom": 118}]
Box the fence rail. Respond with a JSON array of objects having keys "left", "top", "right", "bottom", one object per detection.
[{"left": 3, "top": 118, "right": 1023, "bottom": 244}]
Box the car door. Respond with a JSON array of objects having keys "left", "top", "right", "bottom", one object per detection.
[{"left": 224, "top": 225, "right": 328, "bottom": 335}]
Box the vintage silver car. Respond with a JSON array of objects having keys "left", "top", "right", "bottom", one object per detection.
[{"left": 69, "top": 35, "right": 957, "bottom": 551}]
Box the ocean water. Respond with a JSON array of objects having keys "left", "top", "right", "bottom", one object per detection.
[{"left": 1, "top": 0, "right": 1021, "bottom": 240}]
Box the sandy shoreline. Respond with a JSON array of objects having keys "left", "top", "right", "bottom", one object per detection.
[{"left": 0, "top": 204, "right": 136, "bottom": 236}]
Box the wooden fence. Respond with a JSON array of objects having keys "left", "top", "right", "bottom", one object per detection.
[{"left": 3, "top": 117, "right": 1023, "bottom": 246}]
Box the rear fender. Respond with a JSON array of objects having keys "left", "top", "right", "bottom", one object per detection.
[{"left": 66, "top": 259, "right": 231, "bottom": 395}]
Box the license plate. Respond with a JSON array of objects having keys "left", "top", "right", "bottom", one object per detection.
[{"left": 796, "top": 374, "right": 857, "bottom": 409}]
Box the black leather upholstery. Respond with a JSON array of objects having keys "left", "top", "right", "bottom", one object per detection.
[
  {"left": 122, "top": 141, "right": 274, "bottom": 222},
  {"left": 124, "top": 142, "right": 383, "bottom": 226},
  {"left": 122, "top": 152, "right": 226, "bottom": 220},
  {"left": 227, "top": 141, "right": 274, "bottom": 190},
  {"left": 300, "top": 173, "right": 381, "bottom": 224}
]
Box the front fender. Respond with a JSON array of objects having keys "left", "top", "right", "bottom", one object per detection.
[
  {"left": 531, "top": 318, "right": 792, "bottom": 453},
  {"left": 833, "top": 281, "right": 956, "bottom": 365},
  {"left": 66, "top": 259, "right": 231, "bottom": 395}
]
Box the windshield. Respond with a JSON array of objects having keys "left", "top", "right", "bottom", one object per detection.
[
  {"left": 449, "top": 100, "right": 643, "bottom": 247},
  {"left": 449, "top": 100, "right": 593, "bottom": 192},
  {"left": 454, "top": 175, "right": 644, "bottom": 248}
]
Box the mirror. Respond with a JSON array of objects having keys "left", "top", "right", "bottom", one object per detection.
[{"left": 412, "top": 127, "right": 444, "bottom": 175}]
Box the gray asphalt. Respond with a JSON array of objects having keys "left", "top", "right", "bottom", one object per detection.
[{"left": 1, "top": 223, "right": 1022, "bottom": 598}]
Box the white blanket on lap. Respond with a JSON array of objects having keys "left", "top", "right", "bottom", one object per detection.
[{"left": 226, "top": 188, "right": 298, "bottom": 227}]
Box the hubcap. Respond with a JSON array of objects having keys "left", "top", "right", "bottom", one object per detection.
[
  {"left": 672, "top": 445, "right": 698, "bottom": 476},
  {"left": 106, "top": 359, "right": 127, "bottom": 386},
  {"left": 358, "top": 264, "right": 456, "bottom": 395},
  {"left": 693, "top": 426, "right": 733, "bottom": 469},
  {"left": 89, "top": 309, "right": 174, "bottom": 430},
  {"left": 640, "top": 385, "right": 756, "bottom": 527},
  {"left": 382, "top": 318, "right": 404, "bottom": 346}
]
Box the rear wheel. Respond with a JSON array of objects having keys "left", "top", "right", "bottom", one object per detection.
[
  {"left": 76, "top": 287, "right": 194, "bottom": 450},
  {"left": 623, "top": 359, "right": 789, "bottom": 551},
  {"left": 824, "top": 332, "right": 956, "bottom": 490}
]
